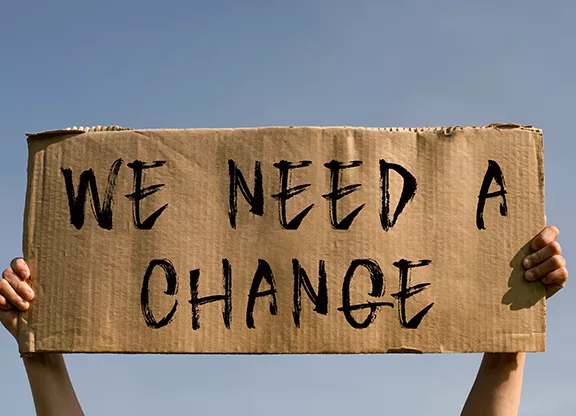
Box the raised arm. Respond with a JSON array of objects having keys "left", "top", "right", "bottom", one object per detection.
[
  {"left": 461, "top": 225, "right": 568, "bottom": 416},
  {"left": 1, "top": 258, "right": 84, "bottom": 416}
]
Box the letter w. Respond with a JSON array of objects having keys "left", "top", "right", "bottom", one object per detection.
[{"left": 61, "top": 159, "right": 123, "bottom": 230}]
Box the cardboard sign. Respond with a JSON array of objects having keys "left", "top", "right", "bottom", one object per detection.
[{"left": 19, "top": 125, "right": 546, "bottom": 354}]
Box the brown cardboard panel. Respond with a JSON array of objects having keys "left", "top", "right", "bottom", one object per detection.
[{"left": 19, "top": 125, "right": 546, "bottom": 354}]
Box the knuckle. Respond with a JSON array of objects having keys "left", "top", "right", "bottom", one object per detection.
[
  {"left": 0, "top": 298, "right": 11, "bottom": 310},
  {"left": 543, "top": 226, "right": 559, "bottom": 242},
  {"left": 533, "top": 250, "right": 544, "bottom": 264},
  {"left": 551, "top": 241, "right": 562, "bottom": 255},
  {"left": 552, "top": 255, "right": 566, "bottom": 268},
  {"left": 2, "top": 268, "right": 11, "bottom": 279},
  {"left": 534, "top": 265, "right": 542, "bottom": 278},
  {"left": 545, "top": 268, "right": 568, "bottom": 285},
  {"left": 23, "top": 284, "right": 34, "bottom": 300},
  {"left": 532, "top": 236, "right": 544, "bottom": 251}
]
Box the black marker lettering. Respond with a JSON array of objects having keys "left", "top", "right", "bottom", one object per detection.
[
  {"left": 338, "top": 259, "right": 393, "bottom": 329},
  {"left": 391, "top": 259, "right": 433, "bottom": 329},
  {"left": 246, "top": 259, "right": 278, "bottom": 329},
  {"left": 292, "top": 259, "right": 328, "bottom": 328},
  {"left": 189, "top": 259, "right": 232, "bottom": 330},
  {"left": 125, "top": 160, "right": 169, "bottom": 230},
  {"left": 61, "top": 158, "right": 123, "bottom": 230},
  {"left": 323, "top": 160, "right": 365, "bottom": 230},
  {"left": 379, "top": 159, "right": 417, "bottom": 231},
  {"left": 272, "top": 160, "right": 314, "bottom": 230},
  {"left": 476, "top": 160, "right": 508, "bottom": 230},
  {"left": 228, "top": 160, "right": 264, "bottom": 229},
  {"left": 140, "top": 259, "right": 179, "bottom": 329}
]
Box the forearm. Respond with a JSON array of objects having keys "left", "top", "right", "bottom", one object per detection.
[
  {"left": 23, "top": 353, "right": 84, "bottom": 416},
  {"left": 461, "top": 352, "right": 526, "bottom": 416}
]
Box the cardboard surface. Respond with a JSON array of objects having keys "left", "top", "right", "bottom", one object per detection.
[{"left": 19, "top": 125, "right": 546, "bottom": 354}]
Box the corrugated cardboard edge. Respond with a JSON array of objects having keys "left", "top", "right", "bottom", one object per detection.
[
  {"left": 19, "top": 136, "right": 40, "bottom": 354},
  {"left": 533, "top": 124, "right": 546, "bottom": 351},
  {"left": 19, "top": 122, "right": 545, "bottom": 354}
]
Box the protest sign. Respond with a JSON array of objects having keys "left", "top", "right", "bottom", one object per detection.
[{"left": 19, "top": 124, "right": 546, "bottom": 354}]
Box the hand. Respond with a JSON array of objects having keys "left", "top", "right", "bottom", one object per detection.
[
  {"left": 523, "top": 225, "right": 568, "bottom": 298},
  {"left": 463, "top": 225, "right": 567, "bottom": 416},
  {"left": 0, "top": 258, "right": 35, "bottom": 340}
]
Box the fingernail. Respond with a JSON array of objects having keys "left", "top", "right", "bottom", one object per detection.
[
  {"left": 542, "top": 277, "right": 549, "bottom": 284},
  {"left": 525, "top": 270, "right": 535, "bottom": 280},
  {"left": 523, "top": 258, "right": 532, "bottom": 268},
  {"left": 20, "top": 300, "right": 29, "bottom": 309}
]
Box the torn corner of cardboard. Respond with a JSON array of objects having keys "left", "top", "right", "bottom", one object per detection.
[
  {"left": 26, "top": 125, "right": 132, "bottom": 139},
  {"left": 485, "top": 122, "right": 540, "bottom": 131}
]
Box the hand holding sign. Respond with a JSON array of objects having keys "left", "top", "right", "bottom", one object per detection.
[
  {"left": 0, "top": 259, "right": 33, "bottom": 340},
  {"left": 523, "top": 226, "right": 568, "bottom": 298}
]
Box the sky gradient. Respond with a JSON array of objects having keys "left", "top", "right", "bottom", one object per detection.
[{"left": 1, "top": 1, "right": 574, "bottom": 414}]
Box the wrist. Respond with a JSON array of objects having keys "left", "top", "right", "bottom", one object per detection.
[
  {"left": 23, "top": 353, "right": 65, "bottom": 368},
  {"left": 480, "top": 352, "right": 526, "bottom": 372}
]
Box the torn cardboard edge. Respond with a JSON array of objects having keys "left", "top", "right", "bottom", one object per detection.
[
  {"left": 26, "top": 123, "right": 542, "bottom": 139},
  {"left": 26, "top": 125, "right": 131, "bottom": 137}
]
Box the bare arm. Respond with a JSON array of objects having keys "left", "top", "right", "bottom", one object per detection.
[
  {"left": 23, "top": 354, "right": 84, "bottom": 416},
  {"left": 462, "top": 226, "right": 568, "bottom": 416},
  {"left": 461, "top": 353, "right": 525, "bottom": 416},
  {"left": 1, "top": 258, "right": 84, "bottom": 416}
]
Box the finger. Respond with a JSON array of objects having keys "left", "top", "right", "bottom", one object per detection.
[
  {"left": 544, "top": 265, "right": 568, "bottom": 299},
  {"left": 523, "top": 241, "right": 562, "bottom": 269},
  {"left": 543, "top": 266, "right": 568, "bottom": 286},
  {"left": 546, "top": 283, "right": 564, "bottom": 298},
  {"left": 531, "top": 226, "right": 560, "bottom": 252},
  {"left": 0, "top": 279, "right": 29, "bottom": 311},
  {"left": 10, "top": 258, "right": 30, "bottom": 280},
  {"left": 1, "top": 268, "right": 34, "bottom": 301},
  {"left": 525, "top": 255, "right": 566, "bottom": 281},
  {"left": 0, "top": 294, "right": 13, "bottom": 311}
]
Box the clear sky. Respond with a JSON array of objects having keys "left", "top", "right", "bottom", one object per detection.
[{"left": 1, "top": 1, "right": 574, "bottom": 415}]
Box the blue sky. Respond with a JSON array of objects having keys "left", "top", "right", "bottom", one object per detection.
[{"left": 1, "top": 1, "right": 575, "bottom": 414}]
